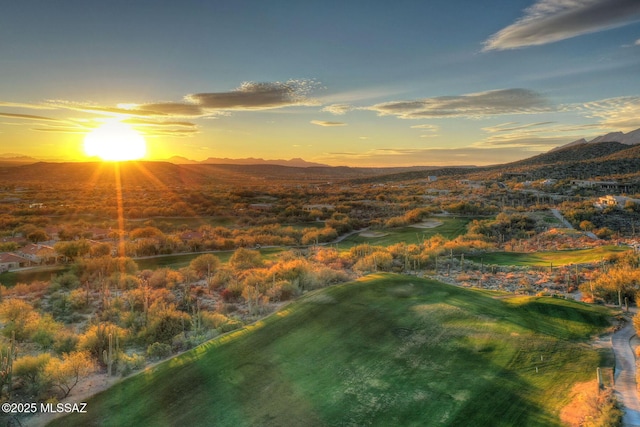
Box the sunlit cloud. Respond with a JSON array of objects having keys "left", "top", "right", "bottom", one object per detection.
[
  {"left": 46, "top": 100, "right": 165, "bottom": 117},
  {"left": 477, "top": 121, "right": 605, "bottom": 150},
  {"left": 410, "top": 124, "right": 439, "bottom": 131},
  {"left": 321, "top": 104, "right": 352, "bottom": 115},
  {"left": 31, "top": 127, "right": 89, "bottom": 133},
  {"left": 482, "top": 121, "right": 555, "bottom": 133},
  {"left": 575, "top": 96, "right": 640, "bottom": 131},
  {"left": 130, "top": 102, "right": 204, "bottom": 117},
  {"left": 310, "top": 120, "right": 346, "bottom": 127},
  {"left": 483, "top": 0, "right": 640, "bottom": 51},
  {"left": 122, "top": 118, "right": 197, "bottom": 128},
  {"left": 366, "top": 88, "right": 550, "bottom": 119},
  {"left": 185, "top": 80, "right": 320, "bottom": 110},
  {"left": 0, "top": 101, "right": 54, "bottom": 110},
  {"left": 636, "top": 39, "right": 640, "bottom": 45},
  {"left": 0, "top": 112, "right": 61, "bottom": 122}
]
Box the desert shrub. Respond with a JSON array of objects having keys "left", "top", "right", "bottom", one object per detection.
[
  {"left": 200, "top": 312, "right": 230, "bottom": 329},
  {"left": 53, "top": 330, "right": 79, "bottom": 355},
  {"left": 119, "top": 353, "right": 146, "bottom": 377},
  {"left": 146, "top": 342, "right": 172, "bottom": 360}
]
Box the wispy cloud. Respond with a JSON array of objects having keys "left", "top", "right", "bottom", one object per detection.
[
  {"left": 0, "top": 101, "right": 54, "bottom": 110},
  {"left": 0, "top": 112, "right": 61, "bottom": 122},
  {"left": 577, "top": 96, "right": 640, "bottom": 130},
  {"left": 321, "top": 104, "right": 352, "bottom": 115},
  {"left": 310, "top": 120, "right": 347, "bottom": 127},
  {"left": 366, "top": 88, "right": 549, "bottom": 119},
  {"left": 484, "top": 0, "right": 640, "bottom": 51},
  {"left": 410, "top": 124, "right": 439, "bottom": 131},
  {"left": 478, "top": 121, "right": 604, "bottom": 150},
  {"left": 122, "top": 118, "right": 197, "bottom": 128},
  {"left": 481, "top": 121, "right": 555, "bottom": 133}
]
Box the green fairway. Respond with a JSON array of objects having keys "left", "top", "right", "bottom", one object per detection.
[
  {"left": 469, "top": 245, "right": 631, "bottom": 267},
  {"left": 50, "top": 273, "right": 613, "bottom": 427},
  {"left": 135, "top": 247, "right": 284, "bottom": 270},
  {"left": 338, "top": 217, "right": 470, "bottom": 249}
]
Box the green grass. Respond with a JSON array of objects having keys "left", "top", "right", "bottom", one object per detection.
[
  {"left": 469, "top": 245, "right": 631, "bottom": 267},
  {"left": 338, "top": 217, "right": 470, "bottom": 249},
  {"left": 135, "top": 248, "right": 284, "bottom": 270},
  {"left": 0, "top": 266, "right": 69, "bottom": 287},
  {"left": 50, "top": 273, "right": 613, "bottom": 427}
]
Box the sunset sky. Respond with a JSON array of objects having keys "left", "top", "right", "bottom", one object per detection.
[{"left": 1, "top": 0, "right": 640, "bottom": 166}]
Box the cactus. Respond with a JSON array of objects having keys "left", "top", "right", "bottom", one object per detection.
[{"left": 0, "top": 332, "right": 16, "bottom": 397}]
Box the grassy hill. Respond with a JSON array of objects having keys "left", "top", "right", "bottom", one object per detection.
[{"left": 49, "top": 274, "right": 613, "bottom": 427}]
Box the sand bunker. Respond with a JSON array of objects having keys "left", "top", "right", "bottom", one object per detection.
[
  {"left": 360, "top": 231, "right": 389, "bottom": 238},
  {"left": 410, "top": 220, "right": 443, "bottom": 229}
]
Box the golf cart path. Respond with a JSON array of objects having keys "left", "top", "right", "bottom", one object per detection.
[{"left": 612, "top": 312, "right": 640, "bottom": 426}]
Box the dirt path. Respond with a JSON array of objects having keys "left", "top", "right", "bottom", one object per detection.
[{"left": 612, "top": 312, "right": 640, "bottom": 426}]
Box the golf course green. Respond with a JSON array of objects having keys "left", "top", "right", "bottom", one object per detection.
[{"left": 49, "top": 273, "right": 613, "bottom": 427}]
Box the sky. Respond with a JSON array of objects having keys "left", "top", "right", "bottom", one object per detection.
[{"left": 1, "top": 0, "right": 640, "bottom": 166}]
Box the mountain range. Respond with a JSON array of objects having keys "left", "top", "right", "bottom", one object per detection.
[
  {"left": 555, "top": 127, "right": 640, "bottom": 150},
  {"left": 2, "top": 127, "right": 640, "bottom": 186},
  {"left": 166, "top": 156, "right": 329, "bottom": 167}
]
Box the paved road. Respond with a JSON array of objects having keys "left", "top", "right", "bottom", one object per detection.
[{"left": 612, "top": 314, "right": 640, "bottom": 426}]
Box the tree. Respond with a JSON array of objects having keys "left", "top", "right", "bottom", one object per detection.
[
  {"left": 54, "top": 240, "right": 91, "bottom": 261},
  {"left": 13, "top": 353, "right": 51, "bottom": 396},
  {"left": 44, "top": 351, "right": 95, "bottom": 398},
  {"left": 229, "top": 248, "right": 263, "bottom": 271},
  {"left": 27, "top": 229, "right": 49, "bottom": 244},
  {"left": 189, "top": 254, "right": 220, "bottom": 281},
  {"left": 579, "top": 220, "right": 595, "bottom": 232}
]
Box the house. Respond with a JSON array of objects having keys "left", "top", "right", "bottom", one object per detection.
[
  {"left": 571, "top": 180, "right": 630, "bottom": 192},
  {"left": 180, "top": 231, "right": 205, "bottom": 242},
  {"left": 15, "top": 243, "right": 57, "bottom": 264},
  {"left": 595, "top": 195, "right": 640, "bottom": 209},
  {"left": 0, "top": 253, "right": 29, "bottom": 272}
]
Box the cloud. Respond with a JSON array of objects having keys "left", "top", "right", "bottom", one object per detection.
[
  {"left": 0, "top": 112, "right": 61, "bottom": 121},
  {"left": 122, "top": 118, "right": 197, "bottom": 128},
  {"left": 185, "top": 80, "right": 319, "bottom": 111},
  {"left": 321, "top": 104, "right": 352, "bottom": 115},
  {"left": 46, "top": 100, "right": 167, "bottom": 117},
  {"left": 129, "top": 102, "right": 204, "bottom": 117},
  {"left": 367, "top": 88, "right": 549, "bottom": 119},
  {"left": 310, "top": 120, "right": 347, "bottom": 127},
  {"left": 481, "top": 121, "right": 555, "bottom": 133},
  {"left": 410, "top": 124, "right": 439, "bottom": 131},
  {"left": 484, "top": 0, "right": 640, "bottom": 51},
  {"left": 477, "top": 121, "right": 606, "bottom": 150},
  {"left": 636, "top": 39, "right": 640, "bottom": 45},
  {"left": 0, "top": 101, "right": 54, "bottom": 110},
  {"left": 577, "top": 96, "right": 640, "bottom": 130},
  {"left": 31, "top": 127, "right": 89, "bottom": 134}
]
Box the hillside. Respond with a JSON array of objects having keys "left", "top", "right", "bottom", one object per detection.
[{"left": 50, "top": 274, "right": 613, "bottom": 427}]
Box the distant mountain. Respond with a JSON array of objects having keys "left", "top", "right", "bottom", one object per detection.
[
  {"left": 166, "top": 156, "right": 200, "bottom": 164},
  {"left": 0, "top": 153, "right": 39, "bottom": 164},
  {"left": 556, "top": 127, "right": 640, "bottom": 150},
  {"left": 198, "top": 157, "right": 329, "bottom": 167}
]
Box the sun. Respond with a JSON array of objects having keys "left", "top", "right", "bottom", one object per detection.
[{"left": 84, "top": 120, "right": 147, "bottom": 161}]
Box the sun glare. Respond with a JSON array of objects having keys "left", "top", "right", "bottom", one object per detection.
[{"left": 84, "top": 120, "right": 147, "bottom": 161}]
